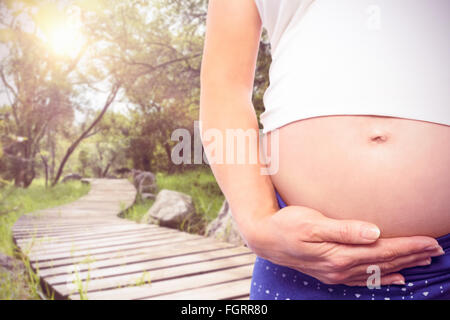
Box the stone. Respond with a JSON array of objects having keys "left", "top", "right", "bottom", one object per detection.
[
  {"left": 131, "top": 169, "right": 142, "bottom": 182},
  {"left": 141, "top": 189, "right": 195, "bottom": 228},
  {"left": 141, "top": 193, "right": 156, "bottom": 200},
  {"left": 206, "top": 200, "right": 245, "bottom": 246},
  {"left": 115, "top": 167, "right": 132, "bottom": 176},
  {"left": 132, "top": 170, "right": 157, "bottom": 194},
  {"left": 62, "top": 173, "right": 82, "bottom": 183}
]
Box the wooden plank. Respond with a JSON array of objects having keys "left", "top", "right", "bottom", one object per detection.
[
  {"left": 15, "top": 225, "right": 161, "bottom": 246},
  {"left": 32, "top": 237, "right": 210, "bottom": 270},
  {"left": 144, "top": 278, "right": 252, "bottom": 300},
  {"left": 14, "top": 218, "right": 153, "bottom": 230},
  {"left": 52, "top": 253, "right": 255, "bottom": 297},
  {"left": 13, "top": 223, "right": 134, "bottom": 234},
  {"left": 38, "top": 239, "right": 237, "bottom": 277},
  {"left": 19, "top": 211, "right": 126, "bottom": 219},
  {"left": 15, "top": 216, "right": 132, "bottom": 223},
  {"left": 13, "top": 223, "right": 127, "bottom": 231},
  {"left": 70, "top": 265, "right": 253, "bottom": 300},
  {"left": 14, "top": 215, "right": 124, "bottom": 223},
  {"left": 28, "top": 233, "right": 202, "bottom": 262},
  {"left": 13, "top": 223, "right": 149, "bottom": 240},
  {"left": 13, "top": 218, "right": 125, "bottom": 228},
  {"left": 12, "top": 178, "right": 255, "bottom": 300},
  {"left": 45, "top": 247, "right": 252, "bottom": 285},
  {"left": 19, "top": 229, "right": 179, "bottom": 254},
  {"left": 15, "top": 224, "right": 158, "bottom": 243},
  {"left": 17, "top": 228, "right": 173, "bottom": 250}
]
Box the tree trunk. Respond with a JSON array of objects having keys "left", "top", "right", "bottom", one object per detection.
[
  {"left": 14, "top": 168, "right": 24, "bottom": 187},
  {"left": 51, "top": 84, "right": 120, "bottom": 186},
  {"left": 41, "top": 154, "right": 49, "bottom": 188},
  {"left": 102, "top": 162, "right": 111, "bottom": 178},
  {"left": 163, "top": 142, "right": 175, "bottom": 174},
  {"left": 23, "top": 166, "right": 35, "bottom": 188},
  {"left": 49, "top": 130, "right": 56, "bottom": 182}
]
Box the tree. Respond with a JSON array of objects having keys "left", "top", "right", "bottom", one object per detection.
[
  {"left": 78, "top": 0, "right": 206, "bottom": 173},
  {"left": 0, "top": 1, "right": 81, "bottom": 187},
  {"left": 0, "top": 0, "right": 273, "bottom": 186},
  {"left": 51, "top": 83, "right": 120, "bottom": 185},
  {"left": 74, "top": 111, "right": 131, "bottom": 178},
  {"left": 0, "top": 1, "right": 122, "bottom": 186}
]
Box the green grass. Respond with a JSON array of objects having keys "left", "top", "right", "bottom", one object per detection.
[
  {"left": 0, "top": 179, "right": 90, "bottom": 300},
  {"left": 122, "top": 168, "right": 225, "bottom": 233},
  {"left": 0, "top": 169, "right": 224, "bottom": 299},
  {"left": 0, "top": 179, "right": 91, "bottom": 256},
  {"left": 120, "top": 198, "right": 155, "bottom": 222}
]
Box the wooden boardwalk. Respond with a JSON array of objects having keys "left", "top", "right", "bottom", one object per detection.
[{"left": 12, "top": 179, "right": 255, "bottom": 300}]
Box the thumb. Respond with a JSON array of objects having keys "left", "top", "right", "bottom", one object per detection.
[{"left": 314, "top": 217, "right": 381, "bottom": 244}]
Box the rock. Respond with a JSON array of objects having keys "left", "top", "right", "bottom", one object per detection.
[
  {"left": 137, "top": 173, "right": 156, "bottom": 193},
  {"left": 131, "top": 169, "right": 142, "bottom": 182},
  {"left": 81, "top": 178, "right": 92, "bottom": 184},
  {"left": 141, "top": 189, "right": 195, "bottom": 228},
  {"left": 206, "top": 200, "right": 245, "bottom": 245},
  {"left": 62, "top": 173, "right": 82, "bottom": 183},
  {"left": 132, "top": 170, "right": 157, "bottom": 194},
  {"left": 141, "top": 193, "right": 156, "bottom": 200},
  {"left": 115, "top": 167, "right": 132, "bottom": 176}
]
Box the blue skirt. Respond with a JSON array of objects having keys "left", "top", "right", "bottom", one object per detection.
[{"left": 250, "top": 191, "right": 450, "bottom": 300}]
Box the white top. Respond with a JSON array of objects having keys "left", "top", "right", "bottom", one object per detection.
[{"left": 253, "top": 0, "right": 450, "bottom": 133}]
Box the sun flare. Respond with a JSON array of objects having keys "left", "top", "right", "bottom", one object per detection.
[{"left": 45, "top": 22, "right": 85, "bottom": 58}]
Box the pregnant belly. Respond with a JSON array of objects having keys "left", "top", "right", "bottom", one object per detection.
[{"left": 267, "top": 115, "right": 450, "bottom": 238}]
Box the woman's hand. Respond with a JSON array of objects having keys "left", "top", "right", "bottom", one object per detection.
[{"left": 246, "top": 205, "right": 445, "bottom": 286}]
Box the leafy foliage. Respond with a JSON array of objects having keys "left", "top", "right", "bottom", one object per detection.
[{"left": 0, "top": 0, "right": 271, "bottom": 185}]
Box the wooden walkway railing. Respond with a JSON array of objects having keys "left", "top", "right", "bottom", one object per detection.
[{"left": 12, "top": 179, "right": 255, "bottom": 300}]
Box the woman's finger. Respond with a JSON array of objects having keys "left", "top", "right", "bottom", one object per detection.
[
  {"left": 343, "top": 250, "right": 440, "bottom": 280},
  {"left": 290, "top": 251, "right": 438, "bottom": 286},
  {"left": 336, "top": 237, "right": 442, "bottom": 266},
  {"left": 343, "top": 272, "right": 406, "bottom": 287}
]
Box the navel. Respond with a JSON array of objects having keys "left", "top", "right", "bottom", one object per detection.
[{"left": 369, "top": 134, "right": 389, "bottom": 143}]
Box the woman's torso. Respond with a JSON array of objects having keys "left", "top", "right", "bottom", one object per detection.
[{"left": 267, "top": 116, "right": 450, "bottom": 238}]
